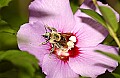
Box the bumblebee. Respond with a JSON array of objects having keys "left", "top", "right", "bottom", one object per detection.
[{"left": 41, "top": 25, "right": 71, "bottom": 53}]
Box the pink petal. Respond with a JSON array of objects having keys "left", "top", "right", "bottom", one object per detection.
[
  {"left": 17, "top": 22, "right": 50, "bottom": 65},
  {"left": 72, "top": 0, "right": 119, "bottom": 47},
  {"left": 29, "top": 0, "right": 75, "bottom": 32},
  {"left": 72, "top": 1, "right": 108, "bottom": 47},
  {"left": 81, "top": 0, "right": 119, "bottom": 18},
  {"left": 42, "top": 54, "right": 79, "bottom": 78},
  {"left": 73, "top": 9, "right": 108, "bottom": 47},
  {"left": 68, "top": 44, "right": 118, "bottom": 77}
]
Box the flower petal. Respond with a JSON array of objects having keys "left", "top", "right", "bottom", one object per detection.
[
  {"left": 17, "top": 22, "right": 49, "bottom": 65},
  {"left": 42, "top": 54, "right": 79, "bottom": 78},
  {"left": 29, "top": 0, "right": 75, "bottom": 32},
  {"left": 68, "top": 44, "right": 118, "bottom": 77},
  {"left": 73, "top": 9, "right": 108, "bottom": 47},
  {"left": 80, "top": 0, "right": 119, "bottom": 20},
  {"left": 72, "top": 1, "right": 108, "bottom": 47},
  {"left": 72, "top": 0, "right": 119, "bottom": 47}
]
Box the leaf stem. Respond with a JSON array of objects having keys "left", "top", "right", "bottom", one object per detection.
[
  {"left": 92, "top": 0, "right": 98, "bottom": 7},
  {"left": 108, "top": 26, "right": 120, "bottom": 48}
]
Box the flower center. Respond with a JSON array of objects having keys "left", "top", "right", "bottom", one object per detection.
[
  {"left": 41, "top": 26, "right": 80, "bottom": 62},
  {"left": 50, "top": 33, "right": 80, "bottom": 62}
]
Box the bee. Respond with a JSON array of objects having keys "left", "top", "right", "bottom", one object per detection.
[
  {"left": 41, "top": 25, "right": 73, "bottom": 54},
  {"left": 41, "top": 25, "right": 67, "bottom": 53}
]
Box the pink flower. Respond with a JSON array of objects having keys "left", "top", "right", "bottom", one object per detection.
[{"left": 17, "top": 0, "right": 119, "bottom": 78}]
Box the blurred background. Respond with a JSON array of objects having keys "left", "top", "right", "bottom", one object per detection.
[{"left": 0, "top": 0, "right": 120, "bottom": 78}]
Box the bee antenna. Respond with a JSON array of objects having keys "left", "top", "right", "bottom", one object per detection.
[{"left": 44, "top": 25, "right": 48, "bottom": 33}]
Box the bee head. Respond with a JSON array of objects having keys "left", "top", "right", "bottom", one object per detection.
[{"left": 42, "top": 33, "right": 50, "bottom": 39}]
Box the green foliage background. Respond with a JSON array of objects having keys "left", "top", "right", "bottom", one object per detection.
[{"left": 0, "top": 0, "right": 120, "bottom": 78}]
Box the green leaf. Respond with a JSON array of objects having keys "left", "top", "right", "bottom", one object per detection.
[
  {"left": 70, "top": 2, "right": 79, "bottom": 13},
  {"left": 0, "top": 20, "right": 18, "bottom": 50},
  {"left": 18, "top": 70, "right": 32, "bottom": 78},
  {"left": 0, "top": 0, "right": 12, "bottom": 8},
  {"left": 0, "top": 50, "right": 39, "bottom": 77},
  {"left": 0, "top": 51, "right": 4, "bottom": 55},
  {"left": 112, "top": 73, "right": 120, "bottom": 78},
  {"left": 113, "top": 65, "right": 120, "bottom": 75},
  {"left": 79, "top": 76, "right": 88, "bottom": 78},
  {"left": 0, "top": 19, "right": 16, "bottom": 33},
  {"left": 34, "top": 70, "right": 46, "bottom": 78},
  {"left": 117, "top": 22, "right": 120, "bottom": 38},
  {"left": 0, "top": 32, "right": 17, "bottom": 50},
  {"left": 99, "top": 6, "right": 119, "bottom": 32},
  {"left": 96, "top": 50, "right": 120, "bottom": 63},
  {"left": 0, "top": 61, "right": 14, "bottom": 73},
  {"left": 106, "top": 0, "right": 120, "bottom": 14},
  {"left": 0, "top": 69, "right": 18, "bottom": 78},
  {"left": 0, "top": 0, "right": 31, "bottom": 30},
  {"left": 80, "top": 8, "right": 106, "bottom": 27},
  {"left": 97, "top": 70, "right": 115, "bottom": 78},
  {"left": 70, "top": 0, "right": 83, "bottom": 13},
  {"left": 102, "top": 34, "right": 118, "bottom": 46}
]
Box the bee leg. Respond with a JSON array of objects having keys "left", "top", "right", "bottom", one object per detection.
[
  {"left": 56, "top": 43, "right": 62, "bottom": 48},
  {"left": 40, "top": 40, "right": 49, "bottom": 45},
  {"left": 50, "top": 44, "right": 55, "bottom": 53},
  {"left": 48, "top": 44, "right": 55, "bottom": 58}
]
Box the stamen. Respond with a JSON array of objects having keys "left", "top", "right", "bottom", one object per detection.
[
  {"left": 42, "top": 26, "right": 80, "bottom": 61},
  {"left": 69, "top": 36, "right": 76, "bottom": 42},
  {"left": 56, "top": 36, "right": 76, "bottom": 57},
  {"left": 67, "top": 41, "right": 74, "bottom": 49},
  {"left": 56, "top": 49, "right": 69, "bottom": 56}
]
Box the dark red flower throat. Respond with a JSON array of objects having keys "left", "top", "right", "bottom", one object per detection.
[{"left": 49, "top": 33, "right": 80, "bottom": 62}]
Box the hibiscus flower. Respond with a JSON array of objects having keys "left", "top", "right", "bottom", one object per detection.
[{"left": 17, "top": 0, "right": 119, "bottom": 78}]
